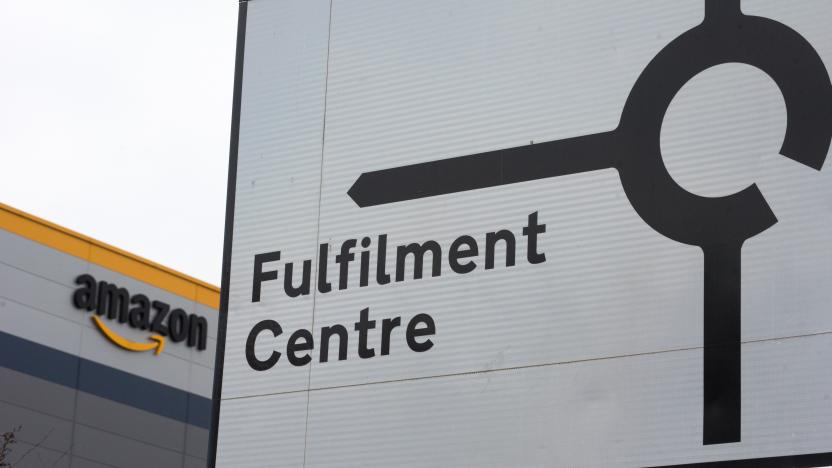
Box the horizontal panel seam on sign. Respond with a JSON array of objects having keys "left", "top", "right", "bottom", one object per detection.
[
  {"left": 0, "top": 203, "right": 220, "bottom": 309},
  {"left": 221, "top": 329, "right": 832, "bottom": 401},
  {"left": 303, "top": 2, "right": 336, "bottom": 467}
]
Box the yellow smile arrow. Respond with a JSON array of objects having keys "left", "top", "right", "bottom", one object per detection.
[{"left": 91, "top": 315, "right": 165, "bottom": 355}]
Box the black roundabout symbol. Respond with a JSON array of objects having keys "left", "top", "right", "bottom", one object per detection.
[{"left": 348, "top": 0, "right": 832, "bottom": 445}]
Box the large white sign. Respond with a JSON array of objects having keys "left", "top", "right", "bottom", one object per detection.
[{"left": 211, "top": 1, "right": 832, "bottom": 466}]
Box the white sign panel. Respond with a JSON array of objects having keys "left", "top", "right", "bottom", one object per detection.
[{"left": 211, "top": 1, "right": 832, "bottom": 466}]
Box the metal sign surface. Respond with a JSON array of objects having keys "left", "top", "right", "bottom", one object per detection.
[{"left": 211, "top": 1, "right": 832, "bottom": 466}]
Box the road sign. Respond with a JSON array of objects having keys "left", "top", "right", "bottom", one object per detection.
[{"left": 210, "top": 1, "right": 832, "bottom": 466}]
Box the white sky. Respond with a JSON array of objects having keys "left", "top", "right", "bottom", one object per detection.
[{"left": 0, "top": 0, "right": 239, "bottom": 285}]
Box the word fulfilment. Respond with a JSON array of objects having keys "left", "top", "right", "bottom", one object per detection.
[{"left": 252, "top": 212, "right": 547, "bottom": 301}]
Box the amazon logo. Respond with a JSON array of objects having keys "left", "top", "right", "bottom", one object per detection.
[{"left": 72, "top": 274, "right": 208, "bottom": 355}]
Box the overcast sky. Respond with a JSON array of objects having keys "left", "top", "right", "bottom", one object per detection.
[{"left": 1, "top": 0, "right": 238, "bottom": 285}]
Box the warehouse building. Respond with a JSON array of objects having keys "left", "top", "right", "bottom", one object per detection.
[{"left": 0, "top": 203, "right": 218, "bottom": 468}]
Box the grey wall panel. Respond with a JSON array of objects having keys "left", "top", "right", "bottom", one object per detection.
[
  {"left": 0, "top": 367, "right": 77, "bottom": 420},
  {"left": 190, "top": 336, "right": 216, "bottom": 369},
  {"left": 76, "top": 359, "right": 187, "bottom": 426},
  {"left": 215, "top": 392, "right": 308, "bottom": 468},
  {"left": 220, "top": 0, "right": 332, "bottom": 399},
  {"left": 0, "top": 229, "right": 89, "bottom": 287},
  {"left": 69, "top": 457, "right": 114, "bottom": 468},
  {"left": 74, "top": 391, "right": 185, "bottom": 453},
  {"left": 1, "top": 330, "right": 211, "bottom": 431},
  {"left": 187, "top": 360, "right": 214, "bottom": 399},
  {"left": 184, "top": 455, "right": 207, "bottom": 468},
  {"left": 5, "top": 441, "right": 71, "bottom": 468},
  {"left": 0, "top": 331, "right": 80, "bottom": 391},
  {"left": 0, "top": 261, "right": 86, "bottom": 328},
  {"left": 71, "top": 424, "right": 182, "bottom": 468},
  {"left": 186, "top": 395, "right": 211, "bottom": 430},
  {"left": 0, "top": 400, "right": 73, "bottom": 453},
  {"left": 184, "top": 424, "right": 208, "bottom": 459},
  {"left": 0, "top": 297, "right": 83, "bottom": 359}
]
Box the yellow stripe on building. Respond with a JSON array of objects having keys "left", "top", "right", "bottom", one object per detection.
[{"left": 0, "top": 203, "right": 220, "bottom": 309}]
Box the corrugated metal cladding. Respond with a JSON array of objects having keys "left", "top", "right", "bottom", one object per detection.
[
  {"left": 0, "top": 204, "right": 219, "bottom": 468},
  {"left": 217, "top": 0, "right": 832, "bottom": 467}
]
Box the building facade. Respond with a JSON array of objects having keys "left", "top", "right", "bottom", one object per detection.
[{"left": 0, "top": 203, "right": 218, "bottom": 468}]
